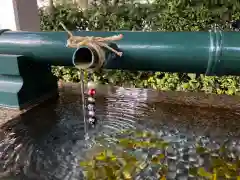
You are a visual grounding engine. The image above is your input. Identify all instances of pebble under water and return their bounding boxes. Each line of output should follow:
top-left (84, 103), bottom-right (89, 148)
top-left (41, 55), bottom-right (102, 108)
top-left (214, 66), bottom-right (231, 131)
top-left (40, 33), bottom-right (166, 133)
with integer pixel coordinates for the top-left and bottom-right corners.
top-left (0, 86), bottom-right (240, 180)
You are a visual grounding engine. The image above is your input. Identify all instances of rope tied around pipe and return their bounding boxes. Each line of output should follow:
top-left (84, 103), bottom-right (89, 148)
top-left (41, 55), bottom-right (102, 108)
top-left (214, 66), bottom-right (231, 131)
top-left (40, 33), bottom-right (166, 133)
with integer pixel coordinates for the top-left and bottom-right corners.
top-left (60, 22), bottom-right (123, 71)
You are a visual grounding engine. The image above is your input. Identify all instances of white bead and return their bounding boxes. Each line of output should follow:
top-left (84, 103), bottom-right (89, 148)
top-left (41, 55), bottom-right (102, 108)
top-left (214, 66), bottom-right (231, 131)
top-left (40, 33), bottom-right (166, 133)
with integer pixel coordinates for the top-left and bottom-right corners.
top-left (87, 81), bottom-right (97, 89)
top-left (88, 117), bottom-right (96, 124)
top-left (87, 104), bottom-right (94, 111)
top-left (87, 97), bottom-right (95, 102)
top-left (89, 111), bottom-right (95, 116)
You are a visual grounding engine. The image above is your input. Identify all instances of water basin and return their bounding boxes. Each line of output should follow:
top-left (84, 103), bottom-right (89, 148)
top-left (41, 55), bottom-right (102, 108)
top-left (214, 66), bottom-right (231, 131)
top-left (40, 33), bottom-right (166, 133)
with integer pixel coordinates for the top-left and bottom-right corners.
top-left (0, 83), bottom-right (240, 180)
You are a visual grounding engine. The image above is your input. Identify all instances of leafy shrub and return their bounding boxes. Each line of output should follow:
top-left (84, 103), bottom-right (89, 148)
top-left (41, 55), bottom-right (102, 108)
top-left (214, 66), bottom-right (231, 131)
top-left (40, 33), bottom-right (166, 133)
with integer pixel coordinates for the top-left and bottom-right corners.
top-left (39, 0), bottom-right (240, 95)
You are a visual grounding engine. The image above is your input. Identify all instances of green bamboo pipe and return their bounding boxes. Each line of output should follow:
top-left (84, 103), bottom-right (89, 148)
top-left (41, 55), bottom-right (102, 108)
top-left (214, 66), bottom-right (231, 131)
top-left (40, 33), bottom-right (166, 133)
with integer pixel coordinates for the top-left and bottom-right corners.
top-left (0, 29), bottom-right (240, 75)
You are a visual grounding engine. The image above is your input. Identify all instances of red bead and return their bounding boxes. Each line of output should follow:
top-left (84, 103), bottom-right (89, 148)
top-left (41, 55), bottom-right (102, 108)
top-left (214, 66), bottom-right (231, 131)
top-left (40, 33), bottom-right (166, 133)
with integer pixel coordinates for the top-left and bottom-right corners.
top-left (88, 89), bottom-right (96, 96)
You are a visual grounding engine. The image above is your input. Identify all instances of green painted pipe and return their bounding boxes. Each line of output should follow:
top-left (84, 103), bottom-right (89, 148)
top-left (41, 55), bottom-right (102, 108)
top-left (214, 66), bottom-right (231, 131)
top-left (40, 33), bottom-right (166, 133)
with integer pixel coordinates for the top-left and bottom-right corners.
top-left (0, 29), bottom-right (240, 75)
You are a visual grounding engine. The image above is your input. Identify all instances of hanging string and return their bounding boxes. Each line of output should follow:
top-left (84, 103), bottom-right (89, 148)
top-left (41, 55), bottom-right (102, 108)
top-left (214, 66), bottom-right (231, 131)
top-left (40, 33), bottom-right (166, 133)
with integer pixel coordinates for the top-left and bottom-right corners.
top-left (86, 72), bottom-right (97, 127)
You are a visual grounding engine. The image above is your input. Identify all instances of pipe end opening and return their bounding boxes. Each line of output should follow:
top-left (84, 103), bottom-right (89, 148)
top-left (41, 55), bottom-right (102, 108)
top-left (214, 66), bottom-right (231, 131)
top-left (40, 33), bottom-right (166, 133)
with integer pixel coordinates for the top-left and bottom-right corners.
top-left (73, 47), bottom-right (95, 69)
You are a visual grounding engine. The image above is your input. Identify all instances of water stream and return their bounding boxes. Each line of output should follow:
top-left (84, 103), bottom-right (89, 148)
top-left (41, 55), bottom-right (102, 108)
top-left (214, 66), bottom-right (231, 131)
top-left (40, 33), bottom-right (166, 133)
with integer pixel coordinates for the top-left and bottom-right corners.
top-left (79, 69), bottom-right (88, 140)
top-left (0, 85), bottom-right (240, 179)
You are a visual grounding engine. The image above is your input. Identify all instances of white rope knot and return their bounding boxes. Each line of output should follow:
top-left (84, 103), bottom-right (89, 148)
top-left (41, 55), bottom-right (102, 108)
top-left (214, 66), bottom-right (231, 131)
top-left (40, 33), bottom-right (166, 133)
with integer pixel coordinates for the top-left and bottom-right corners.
top-left (85, 42), bottom-right (106, 71)
top-left (60, 22), bottom-right (123, 71)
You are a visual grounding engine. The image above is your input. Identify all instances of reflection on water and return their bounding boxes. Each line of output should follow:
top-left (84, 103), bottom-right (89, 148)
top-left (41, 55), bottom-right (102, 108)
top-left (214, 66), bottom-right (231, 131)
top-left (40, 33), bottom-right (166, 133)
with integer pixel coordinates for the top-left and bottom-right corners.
top-left (96, 87), bottom-right (151, 133)
top-left (0, 85), bottom-right (240, 179)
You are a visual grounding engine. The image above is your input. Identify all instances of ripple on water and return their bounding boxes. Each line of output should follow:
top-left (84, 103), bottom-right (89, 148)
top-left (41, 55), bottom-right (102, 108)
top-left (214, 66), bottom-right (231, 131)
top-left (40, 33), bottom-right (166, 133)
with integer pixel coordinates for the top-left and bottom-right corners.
top-left (0, 86), bottom-right (240, 179)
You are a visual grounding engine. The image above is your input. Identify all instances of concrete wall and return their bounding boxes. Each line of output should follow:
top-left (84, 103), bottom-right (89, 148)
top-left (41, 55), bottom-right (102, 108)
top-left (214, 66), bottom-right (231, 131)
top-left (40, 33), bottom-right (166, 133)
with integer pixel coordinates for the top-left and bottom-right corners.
top-left (0, 0), bottom-right (40, 31)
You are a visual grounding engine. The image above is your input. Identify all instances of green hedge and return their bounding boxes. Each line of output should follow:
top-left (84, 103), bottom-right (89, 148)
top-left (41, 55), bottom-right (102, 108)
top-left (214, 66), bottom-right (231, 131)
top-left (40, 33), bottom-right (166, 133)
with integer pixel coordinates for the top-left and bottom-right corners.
top-left (39, 0), bottom-right (240, 95)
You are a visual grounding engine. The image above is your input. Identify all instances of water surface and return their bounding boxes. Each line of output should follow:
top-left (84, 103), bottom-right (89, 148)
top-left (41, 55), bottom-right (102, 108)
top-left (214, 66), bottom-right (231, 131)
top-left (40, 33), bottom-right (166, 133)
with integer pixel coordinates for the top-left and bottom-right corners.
top-left (0, 85), bottom-right (240, 179)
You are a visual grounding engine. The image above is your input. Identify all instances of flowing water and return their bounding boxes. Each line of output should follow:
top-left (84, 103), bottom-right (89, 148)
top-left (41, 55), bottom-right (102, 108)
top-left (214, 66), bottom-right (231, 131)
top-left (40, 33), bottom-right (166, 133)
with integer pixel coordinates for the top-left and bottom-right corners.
top-left (79, 69), bottom-right (88, 140)
top-left (0, 84), bottom-right (240, 179)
